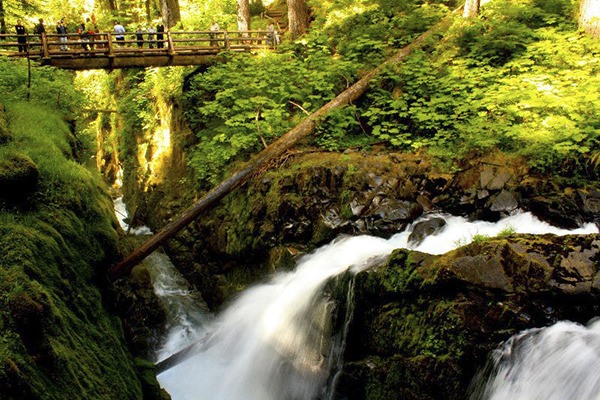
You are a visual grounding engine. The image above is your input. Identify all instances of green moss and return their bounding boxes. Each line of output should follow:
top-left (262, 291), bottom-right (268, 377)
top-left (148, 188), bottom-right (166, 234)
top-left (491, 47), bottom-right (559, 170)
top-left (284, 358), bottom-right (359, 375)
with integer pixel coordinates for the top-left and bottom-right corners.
top-left (0, 103), bottom-right (11, 144)
top-left (0, 103), bottom-right (142, 399)
top-left (0, 150), bottom-right (39, 200)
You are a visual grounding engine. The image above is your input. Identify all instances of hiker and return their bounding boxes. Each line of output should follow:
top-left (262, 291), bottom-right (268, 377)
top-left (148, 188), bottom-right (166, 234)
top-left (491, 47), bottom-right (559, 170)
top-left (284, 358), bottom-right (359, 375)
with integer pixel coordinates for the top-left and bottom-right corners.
top-left (85, 17), bottom-right (95, 50)
top-left (135, 26), bottom-right (144, 48)
top-left (56, 20), bottom-right (68, 51)
top-left (77, 22), bottom-right (87, 50)
top-left (147, 25), bottom-right (156, 49)
top-left (114, 21), bottom-right (125, 46)
top-left (209, 20), bottom-right (219, 46)
top-left (156, 21), bottom-right (165, 48)
top-left (33, 18), bottom-right (45, 35)
top-left (15, 20), bottom-right (26, 52)
top-left (266, 22), bottom-right (275, 47)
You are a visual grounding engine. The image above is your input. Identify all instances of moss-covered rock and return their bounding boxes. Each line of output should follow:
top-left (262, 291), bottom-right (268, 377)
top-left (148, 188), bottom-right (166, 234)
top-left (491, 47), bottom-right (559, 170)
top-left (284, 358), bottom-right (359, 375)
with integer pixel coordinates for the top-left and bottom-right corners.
top-left (0, 150), bottom-right (39, 201)
top-left (334, 234), bottom-right (600, 400)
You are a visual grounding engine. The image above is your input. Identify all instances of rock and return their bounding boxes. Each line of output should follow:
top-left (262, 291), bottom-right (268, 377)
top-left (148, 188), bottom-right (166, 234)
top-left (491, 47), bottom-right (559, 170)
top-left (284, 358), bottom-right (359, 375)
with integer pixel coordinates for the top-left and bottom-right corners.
top-left (489, 190), bottom-right (518, 212)
top-left (407, 217), bottom-right (447, 246)
top-left (446, 253), bottom-right (513, 292)
top-left (338, 234), bottom-right (600, 400)
top-left (524, 195), bottom-right (583, 229)
top-left (0, 151), bottom-right (39, 201)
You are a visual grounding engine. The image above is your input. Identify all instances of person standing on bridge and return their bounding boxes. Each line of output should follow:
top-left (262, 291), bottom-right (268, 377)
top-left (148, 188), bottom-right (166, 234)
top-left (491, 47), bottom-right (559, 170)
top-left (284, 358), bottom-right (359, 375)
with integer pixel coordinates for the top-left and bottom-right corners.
top-left (113, 21), bottom-right (125, 46)
top-left (15, 20), bottom-right (27, 52)
top-left (156, 21), bottom-right (165, 48)
top-left (147, 25), bottom-right (156, 49)
top-left (135, 26), bottom-right (144, 48)
top-left (56, 20), bottom-right (68, 51)
top-left (33, 18), bottom-right (45, 35)
top-left (209, 20), bottom-right (219, 46)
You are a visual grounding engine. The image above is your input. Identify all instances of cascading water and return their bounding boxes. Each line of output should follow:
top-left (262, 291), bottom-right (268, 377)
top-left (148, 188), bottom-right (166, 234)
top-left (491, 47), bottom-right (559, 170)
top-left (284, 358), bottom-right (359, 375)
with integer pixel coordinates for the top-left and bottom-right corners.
top-left (152, 211), bottom-right (598, 400)
top-left (114, 196), bottom-right (211, 359)
top-left (470, 319), bottom-right (600, 400)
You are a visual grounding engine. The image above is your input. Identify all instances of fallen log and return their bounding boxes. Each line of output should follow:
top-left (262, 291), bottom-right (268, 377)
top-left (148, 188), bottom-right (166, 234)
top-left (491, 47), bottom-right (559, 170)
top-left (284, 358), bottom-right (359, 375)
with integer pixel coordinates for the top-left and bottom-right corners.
top-left (109, 9), bottom-right (459, 281)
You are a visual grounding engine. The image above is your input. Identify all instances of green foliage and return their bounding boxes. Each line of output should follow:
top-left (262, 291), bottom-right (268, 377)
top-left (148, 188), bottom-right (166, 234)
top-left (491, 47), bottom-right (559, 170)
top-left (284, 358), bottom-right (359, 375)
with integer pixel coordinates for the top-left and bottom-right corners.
top-left (0, 58), bottom-right (83, 114)
top-left (360, 0), bottom-right (600, 177)
top-left (183, 51), bottom-right (356, 186)
top-left (312, 1), bottom-right (451, 67)
top-left (497, 225), bottom-right (517, 237)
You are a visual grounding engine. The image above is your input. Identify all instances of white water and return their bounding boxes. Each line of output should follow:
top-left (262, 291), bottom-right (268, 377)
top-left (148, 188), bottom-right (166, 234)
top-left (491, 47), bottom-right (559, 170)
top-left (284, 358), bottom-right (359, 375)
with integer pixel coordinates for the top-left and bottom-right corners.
top-left (153, 211), bottom-right (598, 400)
top-left (471, 319), bottom-right (600, 400)
top-left (114, 196), bottom-right (154, 235)
top-left (113, 196), bottom-right (210, 359)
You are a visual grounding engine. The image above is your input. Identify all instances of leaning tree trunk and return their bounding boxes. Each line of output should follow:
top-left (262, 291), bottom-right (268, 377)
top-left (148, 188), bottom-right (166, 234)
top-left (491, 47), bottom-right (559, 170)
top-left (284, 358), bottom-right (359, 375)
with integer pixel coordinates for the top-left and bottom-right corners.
top-left (237, 0), bottom-right (251, 31)
top-left (161, 0), bottom-right (181, 28)
top-left (288, 0), bottom-right (310, 39)
top-left (580, 0), bottom-right (600, 37)
top-left (109, 7), bottom-right (461, 281)
top-left (463, 0), bottom-right (480, 18)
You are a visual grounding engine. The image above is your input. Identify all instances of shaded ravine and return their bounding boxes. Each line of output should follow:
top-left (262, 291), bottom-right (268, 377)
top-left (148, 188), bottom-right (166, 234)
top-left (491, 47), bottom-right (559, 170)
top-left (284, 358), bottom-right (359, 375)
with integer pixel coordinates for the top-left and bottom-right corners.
top-left (149, 211), bottom-right (597, 400)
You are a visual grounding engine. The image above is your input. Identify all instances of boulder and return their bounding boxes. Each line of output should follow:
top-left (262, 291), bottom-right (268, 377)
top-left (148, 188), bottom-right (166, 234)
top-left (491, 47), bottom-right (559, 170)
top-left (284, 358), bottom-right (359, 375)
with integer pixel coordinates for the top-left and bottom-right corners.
top-left (0, 151), bottom-right (39, 201)
top-left (335, 234), bottom-right (600, 400)
top-left (407, 217), bottom-right (446, 246)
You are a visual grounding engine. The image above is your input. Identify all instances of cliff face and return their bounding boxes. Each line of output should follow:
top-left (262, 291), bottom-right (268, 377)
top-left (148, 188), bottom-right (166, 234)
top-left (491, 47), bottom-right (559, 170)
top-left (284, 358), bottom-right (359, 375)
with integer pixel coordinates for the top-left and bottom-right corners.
top-left (0, 102), bottom-right (161, 399)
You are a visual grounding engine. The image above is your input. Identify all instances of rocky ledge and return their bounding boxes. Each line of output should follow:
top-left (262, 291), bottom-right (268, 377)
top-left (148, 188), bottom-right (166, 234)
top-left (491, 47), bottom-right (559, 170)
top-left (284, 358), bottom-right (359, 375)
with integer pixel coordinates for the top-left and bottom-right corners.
top-left (149, 150), bottom-right (599, 307)
top-left (333, 233), bottom-right (600, 399)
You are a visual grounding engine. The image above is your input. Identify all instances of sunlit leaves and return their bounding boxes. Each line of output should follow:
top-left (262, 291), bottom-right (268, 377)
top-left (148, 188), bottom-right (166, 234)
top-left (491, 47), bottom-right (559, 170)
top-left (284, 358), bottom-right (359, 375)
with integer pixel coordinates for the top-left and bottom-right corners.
top-left (184, 51), bottom-right (356, 185)
top-left (361, 3), bottom-right (600, 176)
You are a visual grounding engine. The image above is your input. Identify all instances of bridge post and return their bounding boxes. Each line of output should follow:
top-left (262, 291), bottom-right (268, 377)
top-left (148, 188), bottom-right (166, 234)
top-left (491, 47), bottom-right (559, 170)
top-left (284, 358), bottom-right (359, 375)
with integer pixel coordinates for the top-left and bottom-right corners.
top-left (167, 31), bottom-right (176, 56)
top-left (224, 31), bottom-right (230, 50)
top-left (107, 33), bottom-right (114, 57)
top-left (41, 33), bottom-right (49, 58)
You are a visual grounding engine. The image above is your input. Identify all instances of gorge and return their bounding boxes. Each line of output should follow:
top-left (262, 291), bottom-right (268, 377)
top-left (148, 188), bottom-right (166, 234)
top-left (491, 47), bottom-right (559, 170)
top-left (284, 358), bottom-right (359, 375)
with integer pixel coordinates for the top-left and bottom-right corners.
top-left (1, 0), bottom-right (600, 399)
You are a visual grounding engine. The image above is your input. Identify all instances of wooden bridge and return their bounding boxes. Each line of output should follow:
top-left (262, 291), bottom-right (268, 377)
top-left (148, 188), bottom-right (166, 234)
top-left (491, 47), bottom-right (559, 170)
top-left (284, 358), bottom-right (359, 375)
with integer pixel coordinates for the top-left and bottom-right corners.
top-left (0, 30), bottom-right (277, 69)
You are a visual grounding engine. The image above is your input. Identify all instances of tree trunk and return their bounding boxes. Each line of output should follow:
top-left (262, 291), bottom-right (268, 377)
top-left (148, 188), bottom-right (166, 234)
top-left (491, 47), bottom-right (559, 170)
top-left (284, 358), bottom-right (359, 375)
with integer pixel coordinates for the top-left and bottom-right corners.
top-left (0, 0), bottom-right (6, 35)
top-left (104, 0), bottom-right (117, 12)
top-left (463, 0), bottom-right (480, 18)
top-left (161, 0), bottom-right (181, 28)
top-left (237, 0), bottom-right (251, 31)
top-left (109, 8), bottom-right (459, 281)
top-left (288, 0), bottom-right (310, 39)
top-left (580, 0), bottom-right (600, 37)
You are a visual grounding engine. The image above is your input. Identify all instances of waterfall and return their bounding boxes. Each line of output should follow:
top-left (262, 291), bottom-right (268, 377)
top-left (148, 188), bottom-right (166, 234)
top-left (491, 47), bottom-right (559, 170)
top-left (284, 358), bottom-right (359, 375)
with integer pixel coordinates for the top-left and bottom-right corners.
top-left (153, 211), bottom-right (597, 400)
top-left (470, 319), bottom-right (600, 400)
top-left (113, 196), bottom-right (211, 360)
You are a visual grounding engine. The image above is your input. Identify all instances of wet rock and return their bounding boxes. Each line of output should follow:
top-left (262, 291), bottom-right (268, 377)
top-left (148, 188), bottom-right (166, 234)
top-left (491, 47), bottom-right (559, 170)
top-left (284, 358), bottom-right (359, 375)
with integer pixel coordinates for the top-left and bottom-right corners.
top-left (367, 199), bottom-right (423, 222)
top-left (446, 253), bottom-right (513, 292)
top-left (489, 190), bottom-right (519, 212)
top-left (407, 217), bottom-right (446, 246)
top-left (339, 234), bottom-right (600, 400)
top-left (524, 194), bottom-right (583, 229)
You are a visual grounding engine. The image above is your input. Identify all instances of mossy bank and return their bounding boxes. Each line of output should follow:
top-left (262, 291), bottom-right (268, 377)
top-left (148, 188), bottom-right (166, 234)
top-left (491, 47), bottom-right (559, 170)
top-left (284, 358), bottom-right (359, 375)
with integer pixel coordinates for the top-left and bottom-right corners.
top-left (0, 101), bottom-right (162, 399)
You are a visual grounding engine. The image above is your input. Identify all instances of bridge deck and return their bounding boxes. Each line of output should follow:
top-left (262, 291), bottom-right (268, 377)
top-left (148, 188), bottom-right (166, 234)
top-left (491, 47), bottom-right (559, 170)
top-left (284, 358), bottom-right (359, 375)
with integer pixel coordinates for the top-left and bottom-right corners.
top-left (0, 30), bottom-right (276, 69)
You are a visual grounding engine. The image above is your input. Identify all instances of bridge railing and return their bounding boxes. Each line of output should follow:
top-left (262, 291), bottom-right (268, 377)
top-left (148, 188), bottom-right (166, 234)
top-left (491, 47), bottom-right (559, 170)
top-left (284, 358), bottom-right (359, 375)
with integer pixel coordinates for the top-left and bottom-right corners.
top-left (0, 30), bottom-right (275, 59)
